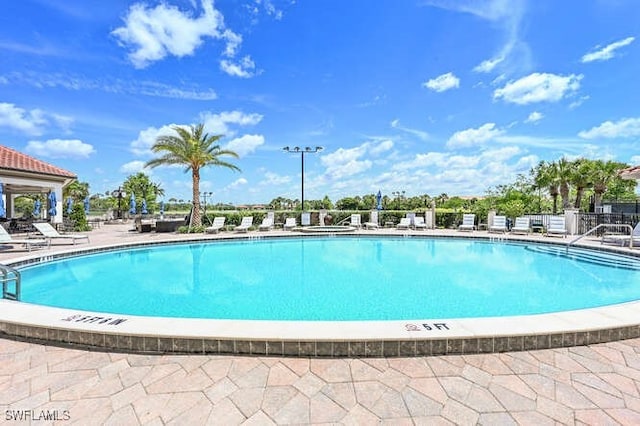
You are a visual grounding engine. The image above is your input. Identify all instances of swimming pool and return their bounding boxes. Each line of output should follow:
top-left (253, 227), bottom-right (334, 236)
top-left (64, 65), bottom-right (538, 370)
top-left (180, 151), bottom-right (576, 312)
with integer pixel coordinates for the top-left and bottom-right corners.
top-left (18, 237), bottom-right (640, 321)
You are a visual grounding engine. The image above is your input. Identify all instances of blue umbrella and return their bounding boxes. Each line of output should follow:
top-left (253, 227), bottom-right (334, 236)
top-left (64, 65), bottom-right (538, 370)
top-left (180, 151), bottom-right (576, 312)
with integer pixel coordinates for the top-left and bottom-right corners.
top-left (141, 199), bottom-right (148, 215)
top-left (129, 194), bottom-right (136, 214)
top-left (48, 191), bottom-right (57, 216)
top-left (84, 196), bottom-right (90, 214)
top-left (33, 199), bottom-right (41, 217)
top-left (376, 190), bottom-right (383, 210)
top-left (0, 183), bottom-right (5, 218)
top-left (66, 197), bottom-right (73, 214)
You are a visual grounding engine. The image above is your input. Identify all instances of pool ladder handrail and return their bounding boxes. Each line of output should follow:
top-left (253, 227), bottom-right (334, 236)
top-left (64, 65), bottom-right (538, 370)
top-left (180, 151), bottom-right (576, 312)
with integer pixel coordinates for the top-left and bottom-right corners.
top-left (567, 223), bottom-right (634, 251)
top-left (1, 263), bottom-right (21, 301)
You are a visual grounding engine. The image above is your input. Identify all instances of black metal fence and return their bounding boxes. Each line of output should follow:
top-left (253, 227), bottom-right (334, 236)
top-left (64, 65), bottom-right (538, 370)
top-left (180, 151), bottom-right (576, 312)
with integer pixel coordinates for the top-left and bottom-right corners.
top-left (577, 212), bottom-right (640, 235)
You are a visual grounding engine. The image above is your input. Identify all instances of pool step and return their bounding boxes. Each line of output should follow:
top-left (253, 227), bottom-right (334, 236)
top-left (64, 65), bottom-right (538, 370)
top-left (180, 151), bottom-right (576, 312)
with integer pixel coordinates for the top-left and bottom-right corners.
top-left (525, 245), bottom-right (640, 271)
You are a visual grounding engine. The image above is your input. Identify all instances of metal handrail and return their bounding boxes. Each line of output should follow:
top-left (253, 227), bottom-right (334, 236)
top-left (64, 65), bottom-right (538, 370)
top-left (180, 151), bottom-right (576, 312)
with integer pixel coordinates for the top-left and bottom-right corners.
top-left (0, 263), bottom-right (21, 301)
top-left (567, 223), bottom-right (634, 250)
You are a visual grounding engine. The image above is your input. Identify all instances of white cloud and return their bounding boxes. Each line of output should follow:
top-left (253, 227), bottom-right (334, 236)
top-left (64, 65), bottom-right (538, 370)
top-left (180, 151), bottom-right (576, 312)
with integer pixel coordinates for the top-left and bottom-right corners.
top-left (447, 123), bottom-right (504, 148)
top-left (581, 36), bottom-right (635, 63)
top-left (390, 119), bottom-right (429, 140)
top-left (423, 72), bottom-right (460, 92)
top-left (130, 124), bottom-right (179, 156)
top-left (261, 171), bottom-right (291, 186)
top-left (493, 73), bottom-right (582, 105)
top-left (25, 139), bottom-right (95, 159)
top-left (119, 160), bottom-right (148, 174)
top-left (320, 145), bottom-right (372, 179)
top-left (224, 134), bottom-right (264, 157)
top-left (226, 177), bottom-right (248, 190)
top-left (112, 0), bottom-right (241, 68)
top-left (578, 117), bottom-right (640, 139)
top-left (525, 111), bottom-right (543, 123)
top-left (370, 139), bottom-right (394, 155)
top-left (220, 55), bottom-right (257, 78)
top-left (0, 103), bottom-right (48, 135)
top-left (474, 56), bottom-right (505, 73)
top-left (569, 95), bottom-right (590, 110)
top-left (200, 110), bottom-right (263, 136)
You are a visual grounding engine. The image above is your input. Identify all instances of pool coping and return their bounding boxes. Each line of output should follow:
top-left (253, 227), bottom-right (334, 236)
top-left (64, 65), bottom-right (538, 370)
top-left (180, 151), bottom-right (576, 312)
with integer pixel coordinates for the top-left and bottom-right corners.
top-left (2, 232), bottom-right (640, 357)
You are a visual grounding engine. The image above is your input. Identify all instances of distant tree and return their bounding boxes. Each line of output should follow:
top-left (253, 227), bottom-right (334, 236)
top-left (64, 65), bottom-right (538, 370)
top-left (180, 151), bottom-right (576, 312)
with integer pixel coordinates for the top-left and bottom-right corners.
top-left (122, 173), bottom-right (164, 213)
top-left (64, 180), bottom-right (90, 202)
top-left (145, 123), bottom-right (240, 227)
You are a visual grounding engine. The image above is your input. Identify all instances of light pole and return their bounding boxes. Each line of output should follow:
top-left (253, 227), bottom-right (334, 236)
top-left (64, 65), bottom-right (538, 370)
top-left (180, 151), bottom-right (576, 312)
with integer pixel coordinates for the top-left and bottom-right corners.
top-left (111, 187), bottom-right (126, 219)
top-left (283, 146), bottom-right (323, 211)
top-left (200, 191), bottom-right (212, 221)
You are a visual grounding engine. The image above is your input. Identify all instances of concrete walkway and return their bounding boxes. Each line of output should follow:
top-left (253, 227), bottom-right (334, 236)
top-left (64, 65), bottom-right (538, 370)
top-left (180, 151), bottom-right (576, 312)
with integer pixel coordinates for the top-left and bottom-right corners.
top-left (2, 223), bottom-right (640, 424)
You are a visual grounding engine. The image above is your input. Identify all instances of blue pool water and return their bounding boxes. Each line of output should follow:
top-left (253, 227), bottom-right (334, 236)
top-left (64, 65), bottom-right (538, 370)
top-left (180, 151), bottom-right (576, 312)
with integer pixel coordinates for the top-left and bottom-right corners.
top-left (18, 237), bottom-right (640, 320)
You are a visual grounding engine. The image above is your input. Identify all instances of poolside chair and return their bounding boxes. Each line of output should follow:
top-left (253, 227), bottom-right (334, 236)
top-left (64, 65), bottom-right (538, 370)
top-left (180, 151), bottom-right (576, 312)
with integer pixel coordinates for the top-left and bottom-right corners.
top-left (234, 216), bottom-right (253, 233)
top-left (545, 216), bottom-right (567, 237)
top-left (511, 217), bottom-right (531, 235)
top-left (32, 222), bottom-right (89, 244)
top-left (0, 225), bottom-right (50, 251)
top-left (602, 221), bottom-right (640, 247)
top-left (301, 212), bottom-right (311, 226)
top-left (489, 215), bottom-right (507, 233)
top-left (363, 210), bottom-right (379, 229)
top-left (413, 216), bottom-right (427, 230)
top-left (458, 214), bottom-right (475, 232)
top-left (258, 216), bottom-right (274, 231)
top-left (205, 216), bottom-right (226, 234)
top-left (396, 218), bottom-right (411, 230)
top-left (350, 214), bottom-right (361, 229)
top-left (283, 217), bottom-right (297, 231)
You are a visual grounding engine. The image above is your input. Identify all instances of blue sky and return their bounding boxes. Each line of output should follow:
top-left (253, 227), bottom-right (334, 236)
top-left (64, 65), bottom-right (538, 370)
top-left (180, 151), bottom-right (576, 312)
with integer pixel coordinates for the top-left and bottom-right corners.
top-left (1, 0), bottom-right (639, 204)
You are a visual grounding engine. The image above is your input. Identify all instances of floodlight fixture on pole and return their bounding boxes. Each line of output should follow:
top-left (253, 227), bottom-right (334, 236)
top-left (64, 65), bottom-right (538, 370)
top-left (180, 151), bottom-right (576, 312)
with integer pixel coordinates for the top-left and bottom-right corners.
top-left (282, 146), bottom-right (323, 211)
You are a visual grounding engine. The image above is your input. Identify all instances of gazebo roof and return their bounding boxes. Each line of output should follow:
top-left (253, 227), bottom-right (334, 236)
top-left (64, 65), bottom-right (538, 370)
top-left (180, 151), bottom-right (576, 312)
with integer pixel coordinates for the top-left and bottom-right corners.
top-left (0, 145), bottom-right (76, 178)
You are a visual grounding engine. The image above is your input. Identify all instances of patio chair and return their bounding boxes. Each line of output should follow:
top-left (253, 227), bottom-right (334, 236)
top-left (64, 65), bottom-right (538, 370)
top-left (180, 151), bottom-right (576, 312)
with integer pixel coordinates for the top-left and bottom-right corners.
top-left (545, 216), bottom-right (567, 237)
top-left (32, 222), bottom-right (89, 244)
top-left (458, 214), bottom-right (475, 232)
top-left (258, 215), bottom-right (274, 231)
top-left (0, 225), bottom-right (50, 251)
top-left (234, 216), bottom-right (253, 233)
top-left (510, 217), bottom-right (531, 235)
top-left (396, 218), bottom-right (411, 230)
top-left (602, 221), bottom-right (640, 246)
top-left (363, 210), bottom-right (379, 229)
top-left (205, 216), bottom-right (226, 234)
top-left (413, 216), bottom-right (427, 230)
top-left (283, 217), bottom-right (297, 231)
top-left (489, 215), bottom-right (507, 233)
top-left (350, 214), bottom-right (361, 229)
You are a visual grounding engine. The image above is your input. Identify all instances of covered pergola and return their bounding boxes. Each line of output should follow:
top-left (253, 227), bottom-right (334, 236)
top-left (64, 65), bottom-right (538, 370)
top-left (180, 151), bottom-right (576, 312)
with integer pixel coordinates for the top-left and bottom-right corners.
top-left (0, 145), bottom-right (76, 224)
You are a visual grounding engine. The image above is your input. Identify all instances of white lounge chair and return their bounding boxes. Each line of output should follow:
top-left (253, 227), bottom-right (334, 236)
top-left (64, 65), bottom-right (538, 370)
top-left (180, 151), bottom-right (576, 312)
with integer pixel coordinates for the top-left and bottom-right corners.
top-left (234, 216), bottom-right (253, 233)
top-left (205, 216), bottom-right (226, 234)
top-left (458, 214), bottom-right (475, 232)
top-left (511, 217), bottom-right (531, 235)
top-left (32, 222), bottom-right (89, 244)
top-left (413, 216), bottom-right (427, 230)
top-left (396, 218), bottom-right (411, 230)
top-left (545, 216), bottom-right (567, 237)
top-left (0, 225), bottom-right (49, 251)
top-left (301, 212), bottom-right (311, 226)
top-left (283, 217), bottom-right (297, 231)
top-left (258, 216), bottom-right (274, 231)
top-left (350, 214), bottom-right (361, 229)
top-left (602, 222), bottom-right (640, 246)
top-left (489, 215), bottom-right (507, 233)
top-left (363, 210), bottom-right (379, 229)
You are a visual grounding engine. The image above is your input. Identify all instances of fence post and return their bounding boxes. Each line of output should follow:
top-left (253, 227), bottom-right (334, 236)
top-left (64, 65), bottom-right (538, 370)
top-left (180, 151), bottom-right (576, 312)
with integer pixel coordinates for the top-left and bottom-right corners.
top-left (564, 208), bottom-right (579, 235)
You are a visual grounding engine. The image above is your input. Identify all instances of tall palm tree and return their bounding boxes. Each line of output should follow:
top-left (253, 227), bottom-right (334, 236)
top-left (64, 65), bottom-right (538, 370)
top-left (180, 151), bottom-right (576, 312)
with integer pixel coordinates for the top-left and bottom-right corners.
top-left (592, 160), bottom-right (629, 207)
top-left (145, 124), bottom-right (240, 227)
top-left (555, 158), bottom-right (574, 210)
top-left (532, 161), bottom-right (559, 213)
top-left (571, 158), bottom-right (593, 209)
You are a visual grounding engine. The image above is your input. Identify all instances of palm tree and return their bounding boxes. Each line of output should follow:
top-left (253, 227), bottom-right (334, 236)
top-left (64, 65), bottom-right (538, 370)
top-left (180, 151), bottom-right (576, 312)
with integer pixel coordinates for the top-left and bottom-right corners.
top-left (592, 160), bottom-right (629, 208)
top-left (571, 158), bottom-right (593, 209)
top-left (145, 124), bottom-right (240, 227)
top-left (532, 161), bottom-right (560, 213)
top-left (555, 158), bottom-right (574, 210)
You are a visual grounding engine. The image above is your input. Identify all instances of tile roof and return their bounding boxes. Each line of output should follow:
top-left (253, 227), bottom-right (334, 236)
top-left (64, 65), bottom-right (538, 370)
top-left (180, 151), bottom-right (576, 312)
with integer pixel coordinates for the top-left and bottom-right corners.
top-left (0, 145), bottom-right (76, 178)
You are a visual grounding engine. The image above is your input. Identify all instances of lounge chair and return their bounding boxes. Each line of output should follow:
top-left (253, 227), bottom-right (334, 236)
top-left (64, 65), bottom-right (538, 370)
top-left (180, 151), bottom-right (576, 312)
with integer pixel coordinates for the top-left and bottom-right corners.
top-left (602, 222), bottom-right (640, 247)
top-left (283, 217), bottom-right (297, 231)
top-left (234, 216), bottom-right (253, 233)
top-left (32, 222), bottom-right (89, 244)
top-left (396, 218), bottom-right (411, 230)
top-left (511, 217), bottom-right (531, 235)
top-left (205, 217), bottom-right (226, 234)
top-left (350, 214), bottom-right (361, 229)
top-left (363, 210), bottom-right (379, 229)
top-left (413, 216), bottom-right (427, 230)
top-left (545, 216), bottom-right (567, 237)
top-left (0, 225), bottom-right (49, 251)
top-left (258, 216), bottom-right (274, 231)
top-left (458, 214), bottom-right (475, 232)
top-left (301, 212), bottom-right (311, 226)
top-left (489, 215), bottom-right (507, 233)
